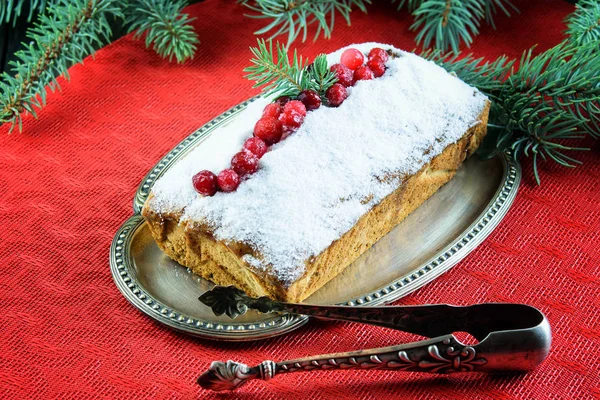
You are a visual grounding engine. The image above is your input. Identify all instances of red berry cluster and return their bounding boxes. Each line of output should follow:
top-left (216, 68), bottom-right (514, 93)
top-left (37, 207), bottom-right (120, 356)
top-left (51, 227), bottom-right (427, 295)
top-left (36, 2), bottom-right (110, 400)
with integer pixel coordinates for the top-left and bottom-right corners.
top-left (191, 100), bottom-right (307, 196)
top-left (192, 47), bottom-right (389, 196)
top-left (326, 47), bottom-right (389, 107)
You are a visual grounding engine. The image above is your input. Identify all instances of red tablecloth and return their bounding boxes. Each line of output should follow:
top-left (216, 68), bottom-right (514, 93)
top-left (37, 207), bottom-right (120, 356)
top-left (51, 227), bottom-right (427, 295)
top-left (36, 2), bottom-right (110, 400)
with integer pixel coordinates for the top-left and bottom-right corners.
top-left (1, 0), bottom-right (599, 398)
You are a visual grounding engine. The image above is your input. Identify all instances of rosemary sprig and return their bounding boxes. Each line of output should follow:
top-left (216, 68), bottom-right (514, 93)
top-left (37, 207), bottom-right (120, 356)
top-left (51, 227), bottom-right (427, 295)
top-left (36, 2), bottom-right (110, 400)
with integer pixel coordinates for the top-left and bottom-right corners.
top-left (244, 39), bottom-right (337, 99)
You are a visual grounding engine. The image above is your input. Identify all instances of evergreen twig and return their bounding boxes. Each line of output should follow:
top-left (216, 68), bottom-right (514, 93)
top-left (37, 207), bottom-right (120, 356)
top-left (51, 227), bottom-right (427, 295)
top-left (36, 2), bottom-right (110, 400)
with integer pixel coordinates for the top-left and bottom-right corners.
top-left (125, 0), bottom-right (199, 63)
top-left (238, 0), bottom-right (370, 45)
top-left (565, 0), bottom-right (600, 46)
top-left (411, 0), bottom-right (484, 54)
top-left (0, 0), bottom-right (200, 132)
top-left (0, 0), bottom-right (122, 133)
top-left (483, 0), bottom-right (518, 29)
top-left (244, 39), bottom-right (337, 98)
top-left (426, 40), bottom-right (600, 183)
top-left (0, 0), bottom-right (48, 26)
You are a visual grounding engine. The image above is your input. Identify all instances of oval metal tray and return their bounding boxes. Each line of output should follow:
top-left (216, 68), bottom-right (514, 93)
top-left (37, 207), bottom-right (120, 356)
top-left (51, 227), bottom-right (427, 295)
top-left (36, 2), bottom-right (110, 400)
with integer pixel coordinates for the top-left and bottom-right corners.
top-left (110, 99), bottom-right (521, 341)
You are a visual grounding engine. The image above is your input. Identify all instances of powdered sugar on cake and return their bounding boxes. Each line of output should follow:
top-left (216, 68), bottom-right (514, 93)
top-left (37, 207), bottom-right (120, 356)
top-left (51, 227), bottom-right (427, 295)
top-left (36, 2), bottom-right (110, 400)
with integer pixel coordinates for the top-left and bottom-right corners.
top-left (149, 43), bottom-right (488, 285)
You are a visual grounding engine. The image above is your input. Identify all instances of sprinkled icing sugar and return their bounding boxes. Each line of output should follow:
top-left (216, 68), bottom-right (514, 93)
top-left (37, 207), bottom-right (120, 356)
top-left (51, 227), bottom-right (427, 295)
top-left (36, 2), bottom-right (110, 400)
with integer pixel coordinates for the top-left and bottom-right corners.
top-left (149, 43), bottom-right (488, 285)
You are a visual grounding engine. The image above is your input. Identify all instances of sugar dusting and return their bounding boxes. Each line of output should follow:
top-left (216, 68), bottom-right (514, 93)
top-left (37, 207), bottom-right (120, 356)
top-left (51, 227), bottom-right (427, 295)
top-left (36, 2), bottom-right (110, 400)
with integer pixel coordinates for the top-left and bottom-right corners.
top-left (150, 43), bottom-right (488, 285)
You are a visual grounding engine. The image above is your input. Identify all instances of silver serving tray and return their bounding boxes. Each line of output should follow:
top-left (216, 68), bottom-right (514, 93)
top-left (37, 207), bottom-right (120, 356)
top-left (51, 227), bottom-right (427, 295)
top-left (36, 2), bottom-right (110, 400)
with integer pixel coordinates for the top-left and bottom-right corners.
top-left (110, 98), bottom-right (521, 341)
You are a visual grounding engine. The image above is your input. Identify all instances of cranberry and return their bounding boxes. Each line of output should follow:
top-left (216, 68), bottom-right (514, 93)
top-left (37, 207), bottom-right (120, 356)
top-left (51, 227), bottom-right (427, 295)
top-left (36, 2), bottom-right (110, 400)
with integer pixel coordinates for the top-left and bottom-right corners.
top-left (253, 116), bottom-right (283, 144)
top-left (330, 63), bottom-right (354, 87)
top-left (231, 151), bottom-right (259, 176)
top-left (340, 48), bottom-right (364, 70)
top-left (367, 57), bottom-right (386, 78)
top-left (262, 103), bottom-right (282, 118)
top-left (274, 96), bottom-right (291, 107)
top-left (280, 100), bottom-right (307, 129)
top-left (298, 89), bottom-right (321, 110)
top-left (243, 137), bottom-right (268, 159)
top-left (192, 170), bottom-right (218, 196)
top-left (368, 48), bottom-right (389, 63)
top-left (326, 83), bottom-right (348, 107)
top-left (280, 125), bottom-right (297, 141)
top-left (217, 169), bottom-right (240, 192)
top-left (354, 65), bottom-right (374, 81)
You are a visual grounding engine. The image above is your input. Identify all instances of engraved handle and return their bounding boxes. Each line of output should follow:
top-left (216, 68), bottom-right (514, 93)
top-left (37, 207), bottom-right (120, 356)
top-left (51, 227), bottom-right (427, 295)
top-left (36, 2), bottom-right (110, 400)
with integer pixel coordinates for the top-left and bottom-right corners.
top-left (198, 286), bottom-right (531, 340)
top-left (198, 335), bottom-right (488, 392)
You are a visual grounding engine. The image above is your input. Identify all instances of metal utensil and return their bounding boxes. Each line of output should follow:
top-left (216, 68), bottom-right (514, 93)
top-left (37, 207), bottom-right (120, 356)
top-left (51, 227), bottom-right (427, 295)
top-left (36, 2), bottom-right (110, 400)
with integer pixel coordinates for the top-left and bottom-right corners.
top-left (197, 286), bottom-right (551, 392)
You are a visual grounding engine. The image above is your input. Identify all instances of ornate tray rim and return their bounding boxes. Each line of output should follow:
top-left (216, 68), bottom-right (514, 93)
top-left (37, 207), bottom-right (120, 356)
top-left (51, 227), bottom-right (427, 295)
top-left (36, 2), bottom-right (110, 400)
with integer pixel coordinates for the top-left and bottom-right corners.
top-left (111, 97), bottom-right (521, 341)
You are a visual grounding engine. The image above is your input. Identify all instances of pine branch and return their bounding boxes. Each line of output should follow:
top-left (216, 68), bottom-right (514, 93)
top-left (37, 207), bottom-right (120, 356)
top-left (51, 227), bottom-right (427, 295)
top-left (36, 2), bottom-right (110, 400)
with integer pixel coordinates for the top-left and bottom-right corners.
top-left (420, 48), bottom-right (513, 94)
top-left (482, 0), bottom-right (518, 29)
top-left (426, 40), bottom-right (600, 183)
top-left (125, 0), bottom-right (199, 63)
top-left (238, 0), bottom-right (370, 45)
top-left (391, 0), bottom-right (424, 11)
top-left (244, 39), bottom-right (336, 98)
top-left (0, 0), bottom-right (48, 26)
top-left (565, 0), bottom-right (600, 46)
top-left (0, 0), bottom-right (121, 133)
top-left (411, 0), bottom-right (484, 54)
top-left (307, 52), bottom-right (337, 96)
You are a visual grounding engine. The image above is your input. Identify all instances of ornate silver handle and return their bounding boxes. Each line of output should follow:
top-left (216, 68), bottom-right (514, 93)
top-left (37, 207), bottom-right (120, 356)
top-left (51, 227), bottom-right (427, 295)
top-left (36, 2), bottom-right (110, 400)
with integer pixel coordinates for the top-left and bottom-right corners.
top-left (198, 335), bottom-right (487, 391)
top-left (198, 286), bottom-right (551, 392)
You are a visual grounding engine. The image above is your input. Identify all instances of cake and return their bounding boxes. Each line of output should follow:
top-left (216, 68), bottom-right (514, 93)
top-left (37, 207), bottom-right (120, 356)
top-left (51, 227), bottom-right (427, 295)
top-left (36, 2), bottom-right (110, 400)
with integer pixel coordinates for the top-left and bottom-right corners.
top-left (142, 43), bottom-right (490, 302)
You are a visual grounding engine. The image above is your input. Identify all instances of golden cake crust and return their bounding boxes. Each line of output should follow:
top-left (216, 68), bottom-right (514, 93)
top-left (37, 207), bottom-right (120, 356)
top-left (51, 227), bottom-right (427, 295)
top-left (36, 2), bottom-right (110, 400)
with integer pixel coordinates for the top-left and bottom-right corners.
top-left (142, 102), bottom-right (490, 302)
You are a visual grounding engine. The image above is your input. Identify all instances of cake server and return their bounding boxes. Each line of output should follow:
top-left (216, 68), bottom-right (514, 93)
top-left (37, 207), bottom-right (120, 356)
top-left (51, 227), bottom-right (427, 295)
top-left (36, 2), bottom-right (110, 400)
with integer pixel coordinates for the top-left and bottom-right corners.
top-left (196, 286), bottom-right (551, 392)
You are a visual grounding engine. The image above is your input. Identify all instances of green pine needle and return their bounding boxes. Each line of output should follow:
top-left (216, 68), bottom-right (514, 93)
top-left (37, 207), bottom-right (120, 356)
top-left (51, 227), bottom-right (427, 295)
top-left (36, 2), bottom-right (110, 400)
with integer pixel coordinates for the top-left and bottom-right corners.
top-left (391, 0), bottom-right (424, 12)
top-left (0, 0), bottom-right (122, 133)
top-left (565, 0), bottom-right (600, 46)
top-left (125, 0), bottom-right (199, 63)
top-left (244, 39), bottom-right (336, 99)
top-left (420, 48), bottom-right (514, 94)
top-left (411, 0), bottom-right (484, 54)
top-left (238, 0), bottom-right (370, 46)
top-left (0, 0), bottom-right (48, 27)
top-left (483, 0), bottom-right (518, 30)
top-left (426, 39), bottom-right (600, 184)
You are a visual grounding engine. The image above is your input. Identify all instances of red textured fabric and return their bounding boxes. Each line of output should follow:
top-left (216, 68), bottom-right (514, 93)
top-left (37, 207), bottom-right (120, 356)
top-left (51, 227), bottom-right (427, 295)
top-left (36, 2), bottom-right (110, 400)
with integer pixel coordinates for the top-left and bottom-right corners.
top-left (1, 0), bottom-right (599, 398)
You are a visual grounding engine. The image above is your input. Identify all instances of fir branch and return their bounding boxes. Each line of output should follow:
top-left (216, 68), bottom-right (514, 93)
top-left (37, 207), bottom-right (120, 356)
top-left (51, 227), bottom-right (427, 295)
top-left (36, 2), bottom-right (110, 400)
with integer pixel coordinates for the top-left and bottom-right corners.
top-left (125, 0), bottom-right (199, 63)
top-left (0, 0), bottom-right (121, 133)
top-left (306, 53), bottom-right (337, 96)
top-left (391, 0), bottom-right (424, 12)
top-left (244, 39), bottom-right (336, 98)
top-left (411, 0), bottom-right (485, 54)
top-left (483, 0), bottom-right (518, 29)
top-left (565, 0), bottom-right (600, 46)
top-left (426, 40), bottom-right (600, 183)
top-left (244, 39), bottom-right (309, 98)
top-left (420, 48), bottom-right (513, 94)
top-left (238, 0), bottom-right (370, 45)
top-left (0, 0), bottom-right (48, 26)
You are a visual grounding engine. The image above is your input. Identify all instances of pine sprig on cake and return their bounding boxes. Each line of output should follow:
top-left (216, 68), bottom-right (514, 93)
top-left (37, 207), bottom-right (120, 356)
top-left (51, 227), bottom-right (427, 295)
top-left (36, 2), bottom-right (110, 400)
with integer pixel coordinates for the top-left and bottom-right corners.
top-left (244, 39), bottom-right (337, 98)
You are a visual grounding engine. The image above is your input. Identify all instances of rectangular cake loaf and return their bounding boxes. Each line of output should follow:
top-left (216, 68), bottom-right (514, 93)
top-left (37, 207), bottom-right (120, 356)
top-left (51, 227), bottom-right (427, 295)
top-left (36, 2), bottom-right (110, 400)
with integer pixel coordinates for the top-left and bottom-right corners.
top-left (142, 43), bottom-right (490, 302)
